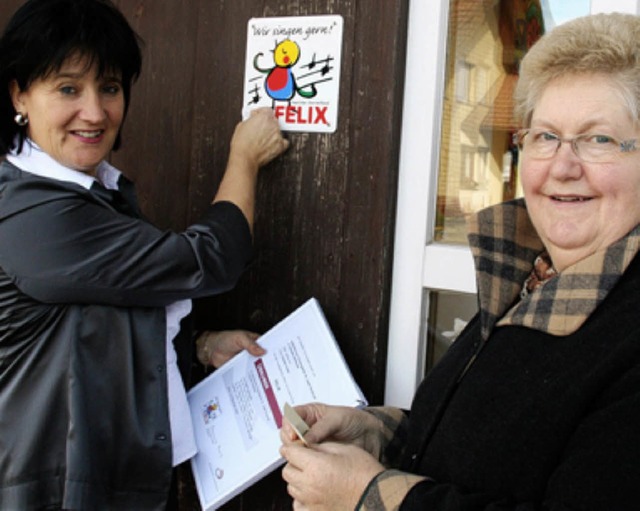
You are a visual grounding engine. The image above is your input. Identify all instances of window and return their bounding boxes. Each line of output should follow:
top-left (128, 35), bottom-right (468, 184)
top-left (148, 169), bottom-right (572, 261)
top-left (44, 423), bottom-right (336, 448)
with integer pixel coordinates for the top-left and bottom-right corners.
top-left (427, 0), bottom-right (593, 366)
top-left (386, 0), bottom-right (604, 408)
top-left (454, 61), bottom-right (472, 102)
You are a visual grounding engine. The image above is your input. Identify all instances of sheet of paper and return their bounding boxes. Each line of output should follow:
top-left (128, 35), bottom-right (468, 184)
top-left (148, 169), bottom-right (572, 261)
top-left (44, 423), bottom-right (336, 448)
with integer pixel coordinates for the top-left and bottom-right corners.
top-left (188, 297), bottom-right (366, 510)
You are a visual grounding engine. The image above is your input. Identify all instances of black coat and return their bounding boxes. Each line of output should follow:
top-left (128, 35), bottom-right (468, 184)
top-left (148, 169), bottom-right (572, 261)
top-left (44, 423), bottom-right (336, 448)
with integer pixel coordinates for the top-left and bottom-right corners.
top-left (399, 251), bottom-right (640, 510)
top-left (0, 161), bottom-right (253, 510)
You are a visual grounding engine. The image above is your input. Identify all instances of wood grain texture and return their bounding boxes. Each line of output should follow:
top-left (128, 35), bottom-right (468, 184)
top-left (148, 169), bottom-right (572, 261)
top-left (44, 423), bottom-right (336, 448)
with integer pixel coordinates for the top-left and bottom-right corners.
top-left (0, 1), bottom-right (409, 509)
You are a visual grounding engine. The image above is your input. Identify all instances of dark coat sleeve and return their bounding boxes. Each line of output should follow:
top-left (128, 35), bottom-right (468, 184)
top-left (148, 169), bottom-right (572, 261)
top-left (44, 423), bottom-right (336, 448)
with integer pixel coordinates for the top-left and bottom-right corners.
top-left (395, 326), bottom-right (640, 511)
top-left (398, 360), bottom-right (640, 511)
top-left (0, 176), bottom-right (252, 307)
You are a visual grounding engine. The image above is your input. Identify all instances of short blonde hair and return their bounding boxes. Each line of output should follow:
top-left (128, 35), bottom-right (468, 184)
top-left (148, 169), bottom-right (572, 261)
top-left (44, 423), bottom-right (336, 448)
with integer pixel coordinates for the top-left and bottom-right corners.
top-left (514, 13), bottom-right (640, 127)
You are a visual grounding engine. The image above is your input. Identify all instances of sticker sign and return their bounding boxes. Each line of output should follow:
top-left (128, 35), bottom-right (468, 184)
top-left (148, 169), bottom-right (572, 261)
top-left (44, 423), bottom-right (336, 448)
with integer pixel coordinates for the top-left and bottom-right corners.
top-left (242, 15), bottom-right (344, 133)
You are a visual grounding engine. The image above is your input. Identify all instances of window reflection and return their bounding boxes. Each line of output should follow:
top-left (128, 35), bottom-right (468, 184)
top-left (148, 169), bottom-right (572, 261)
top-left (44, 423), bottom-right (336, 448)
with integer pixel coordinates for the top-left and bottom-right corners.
top-left (427, 0), bottom-right (590, 371)
top-left (425, 291), bottom-right (478, 372)
top-left (435, 0), bottom-right (589, 244)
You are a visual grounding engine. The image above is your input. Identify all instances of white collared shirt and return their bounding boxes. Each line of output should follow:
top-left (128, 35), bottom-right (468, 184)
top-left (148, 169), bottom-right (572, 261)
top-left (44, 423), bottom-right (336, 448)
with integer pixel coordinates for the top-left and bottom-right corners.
top-left (7, 140), bottom-right (197, 466)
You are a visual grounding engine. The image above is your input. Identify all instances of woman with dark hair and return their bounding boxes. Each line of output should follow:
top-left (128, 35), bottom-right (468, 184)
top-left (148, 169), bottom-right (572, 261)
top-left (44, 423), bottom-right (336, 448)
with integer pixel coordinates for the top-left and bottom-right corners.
top-left (0, 0), bottom-right (143, 154)
top-left (0, 0), bottom-right (288, 509)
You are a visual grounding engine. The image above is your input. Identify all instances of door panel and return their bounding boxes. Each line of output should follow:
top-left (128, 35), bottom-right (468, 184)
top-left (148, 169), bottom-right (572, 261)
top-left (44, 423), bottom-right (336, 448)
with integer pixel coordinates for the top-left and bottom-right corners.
top-left (0, 1), bottom-right (409, 509)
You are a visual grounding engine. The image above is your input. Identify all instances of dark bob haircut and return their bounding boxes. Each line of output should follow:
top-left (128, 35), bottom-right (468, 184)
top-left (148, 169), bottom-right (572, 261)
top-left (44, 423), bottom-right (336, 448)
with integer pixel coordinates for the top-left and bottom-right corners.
top-left (0, 0), bottom-right (143, 154)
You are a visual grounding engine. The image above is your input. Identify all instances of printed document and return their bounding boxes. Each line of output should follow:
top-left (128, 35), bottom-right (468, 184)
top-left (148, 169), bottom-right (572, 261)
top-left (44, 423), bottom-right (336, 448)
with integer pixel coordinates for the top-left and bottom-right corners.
top-left (188, 297), bottom-right (367, 510)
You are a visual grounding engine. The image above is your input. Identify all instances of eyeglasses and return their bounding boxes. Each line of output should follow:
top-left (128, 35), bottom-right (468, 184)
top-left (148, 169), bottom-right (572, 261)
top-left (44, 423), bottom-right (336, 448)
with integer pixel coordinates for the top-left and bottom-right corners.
top-left (512, 128), bottom-right (638, 164)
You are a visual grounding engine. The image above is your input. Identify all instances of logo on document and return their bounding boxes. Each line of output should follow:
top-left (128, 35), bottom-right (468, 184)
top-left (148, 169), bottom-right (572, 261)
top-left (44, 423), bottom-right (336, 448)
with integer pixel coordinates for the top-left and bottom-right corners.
top-left (201, 398), bottom-right (221, 425)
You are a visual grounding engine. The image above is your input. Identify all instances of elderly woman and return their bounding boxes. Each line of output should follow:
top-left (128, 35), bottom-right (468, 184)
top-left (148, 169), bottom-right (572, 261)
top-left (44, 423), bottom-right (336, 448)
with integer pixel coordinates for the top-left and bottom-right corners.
top-left (0, 0), bottom-right (288, 509)
top-left (280, 12), bottom-right (640, 511)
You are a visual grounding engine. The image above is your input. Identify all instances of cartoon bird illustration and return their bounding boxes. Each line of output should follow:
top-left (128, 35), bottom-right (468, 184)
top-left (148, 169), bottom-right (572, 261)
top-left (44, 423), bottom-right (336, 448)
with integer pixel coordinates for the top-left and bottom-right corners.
top-left (254, 39), bottom-right (318, 106)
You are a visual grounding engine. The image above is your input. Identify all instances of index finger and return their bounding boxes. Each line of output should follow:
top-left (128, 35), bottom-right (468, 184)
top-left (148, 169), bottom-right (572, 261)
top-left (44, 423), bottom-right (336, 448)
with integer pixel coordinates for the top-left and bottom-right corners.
top-left (235, 331), bottom-right (266, 356)
top-left (280, 441), bottom-right (319, 470)
top-left (250, 106), bottom-right (274, 117)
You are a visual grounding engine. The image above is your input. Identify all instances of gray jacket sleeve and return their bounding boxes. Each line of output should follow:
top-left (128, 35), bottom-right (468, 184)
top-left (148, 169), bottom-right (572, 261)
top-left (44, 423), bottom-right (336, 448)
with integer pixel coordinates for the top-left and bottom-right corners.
top-left (0, 174), bottom-right (252, 307)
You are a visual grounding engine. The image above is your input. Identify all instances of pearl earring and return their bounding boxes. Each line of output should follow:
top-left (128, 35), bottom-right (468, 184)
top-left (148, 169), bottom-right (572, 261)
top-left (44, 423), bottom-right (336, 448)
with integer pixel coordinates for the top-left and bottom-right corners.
top-left (14, 112), bottom-right (28, 126)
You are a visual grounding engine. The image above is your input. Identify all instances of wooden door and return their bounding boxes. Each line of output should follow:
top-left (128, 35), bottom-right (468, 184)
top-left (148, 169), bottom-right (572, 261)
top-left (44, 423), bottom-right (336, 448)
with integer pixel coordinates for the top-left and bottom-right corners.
top-left (0, 1), bottom-right (409, 509)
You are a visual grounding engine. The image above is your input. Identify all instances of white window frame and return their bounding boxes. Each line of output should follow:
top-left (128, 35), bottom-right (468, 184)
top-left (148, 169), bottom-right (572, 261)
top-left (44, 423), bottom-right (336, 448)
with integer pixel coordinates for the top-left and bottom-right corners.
top-left (385, 0), bottom-right (640, 408)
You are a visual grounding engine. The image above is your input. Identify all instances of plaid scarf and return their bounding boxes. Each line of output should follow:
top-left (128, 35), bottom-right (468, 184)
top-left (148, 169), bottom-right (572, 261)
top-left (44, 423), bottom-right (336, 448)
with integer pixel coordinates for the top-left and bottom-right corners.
top-left (467, 198), bottom-right (640, 339)
top-left (355, 200), bottom-right (640, 511)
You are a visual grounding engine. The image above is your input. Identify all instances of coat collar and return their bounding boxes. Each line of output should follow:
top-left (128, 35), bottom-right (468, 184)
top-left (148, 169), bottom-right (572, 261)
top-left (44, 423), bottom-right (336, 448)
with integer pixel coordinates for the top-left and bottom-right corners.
top-left (6, 138), bottom-right (121, 191)
top-left (467, 198), bottom-right (640, 338)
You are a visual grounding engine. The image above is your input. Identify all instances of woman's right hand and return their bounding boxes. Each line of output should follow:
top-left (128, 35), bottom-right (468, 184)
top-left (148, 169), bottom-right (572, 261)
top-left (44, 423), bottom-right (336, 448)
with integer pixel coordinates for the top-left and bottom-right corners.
top-left (280, 403), bottom-right (385, 459)
top-left (214, 107), bottom-right (288, 227)
top-left (229, 107), bottom-right (289, 170)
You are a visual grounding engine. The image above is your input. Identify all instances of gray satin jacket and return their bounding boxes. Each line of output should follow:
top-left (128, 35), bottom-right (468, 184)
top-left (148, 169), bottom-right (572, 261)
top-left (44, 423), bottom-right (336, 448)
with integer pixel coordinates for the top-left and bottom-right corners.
top-left (0, 161), bottom-right (252, 510)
